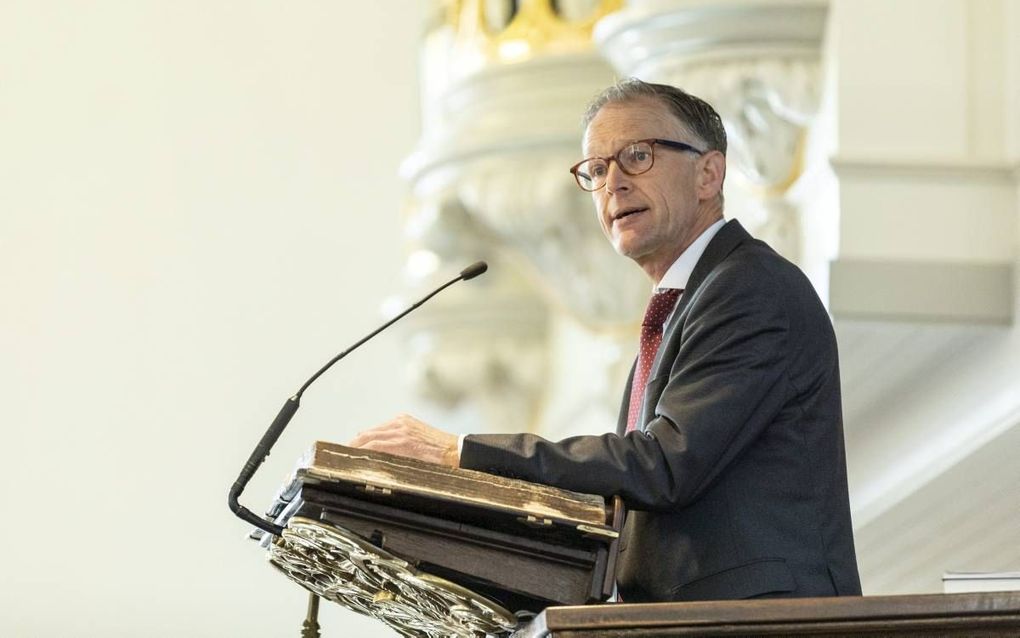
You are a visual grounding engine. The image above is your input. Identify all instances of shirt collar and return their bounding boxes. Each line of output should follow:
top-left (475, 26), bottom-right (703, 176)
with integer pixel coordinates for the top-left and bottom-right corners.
top-left (656, 218), bottom-right (726, 292)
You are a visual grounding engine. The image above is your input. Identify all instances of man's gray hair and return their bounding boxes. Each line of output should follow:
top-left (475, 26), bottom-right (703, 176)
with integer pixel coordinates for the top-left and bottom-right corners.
top-left (582, 78), bottom-right (727, 156)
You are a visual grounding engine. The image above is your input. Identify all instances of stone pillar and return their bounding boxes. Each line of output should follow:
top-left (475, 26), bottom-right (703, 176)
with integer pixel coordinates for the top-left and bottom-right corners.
top-left (399, 1), bottom-right (645, 435)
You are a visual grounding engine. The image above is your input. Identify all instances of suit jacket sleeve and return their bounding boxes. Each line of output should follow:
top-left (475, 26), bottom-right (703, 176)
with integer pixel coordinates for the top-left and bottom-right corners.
top-left (461, 253), bottom-right (799, 512)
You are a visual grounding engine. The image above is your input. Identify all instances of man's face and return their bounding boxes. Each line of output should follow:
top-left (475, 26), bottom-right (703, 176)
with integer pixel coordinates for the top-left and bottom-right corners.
top-left (583, 97), bottom-right (718, 280)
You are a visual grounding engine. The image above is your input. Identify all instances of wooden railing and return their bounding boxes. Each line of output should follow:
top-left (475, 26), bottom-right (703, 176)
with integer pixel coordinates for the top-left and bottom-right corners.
top-left (514, 591), bottom-right (1020, 637)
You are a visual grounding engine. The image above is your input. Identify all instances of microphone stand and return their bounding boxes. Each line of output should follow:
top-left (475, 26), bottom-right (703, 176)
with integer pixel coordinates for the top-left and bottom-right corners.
top-left (228, 262), bottom-right (487, 537)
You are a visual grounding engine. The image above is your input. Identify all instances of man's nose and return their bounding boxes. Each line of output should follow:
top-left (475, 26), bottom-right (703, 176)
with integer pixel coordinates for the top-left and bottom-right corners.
top-left (605, 159), bottom-right (630, 193)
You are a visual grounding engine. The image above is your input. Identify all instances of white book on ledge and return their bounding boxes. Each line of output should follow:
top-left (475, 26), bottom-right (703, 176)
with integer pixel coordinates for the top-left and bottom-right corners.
top-left (943, 571), bottom-right (1020, 593)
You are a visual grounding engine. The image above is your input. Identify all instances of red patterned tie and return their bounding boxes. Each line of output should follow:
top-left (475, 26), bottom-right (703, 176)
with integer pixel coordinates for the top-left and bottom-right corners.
top-left (626, 288), bottom-right (682, 433)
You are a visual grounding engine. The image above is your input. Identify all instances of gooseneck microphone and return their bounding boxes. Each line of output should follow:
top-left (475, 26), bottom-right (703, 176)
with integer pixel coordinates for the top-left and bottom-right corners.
top-left (459, 260), bottom-right (487, 280)
top-left (228, 261), bottom-right (488, 536)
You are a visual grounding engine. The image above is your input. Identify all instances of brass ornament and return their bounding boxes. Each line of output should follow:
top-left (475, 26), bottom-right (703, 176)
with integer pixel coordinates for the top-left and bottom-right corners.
top-left (443, 0), bottom-right (622, 64)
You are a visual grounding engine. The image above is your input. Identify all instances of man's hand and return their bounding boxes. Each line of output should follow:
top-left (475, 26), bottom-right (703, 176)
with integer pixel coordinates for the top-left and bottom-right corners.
top-left (348, 413), bottom-right (460, 468)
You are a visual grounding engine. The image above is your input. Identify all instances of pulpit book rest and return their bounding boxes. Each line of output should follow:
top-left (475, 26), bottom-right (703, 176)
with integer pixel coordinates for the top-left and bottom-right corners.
top-left (251, 441), bottom-right (622, 638)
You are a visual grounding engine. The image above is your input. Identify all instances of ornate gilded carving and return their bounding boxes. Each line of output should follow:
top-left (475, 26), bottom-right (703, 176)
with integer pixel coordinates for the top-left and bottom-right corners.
top-left (441, 0), bottom-right (622, 67)
top-left (270, 517), bottom-right (519, 637)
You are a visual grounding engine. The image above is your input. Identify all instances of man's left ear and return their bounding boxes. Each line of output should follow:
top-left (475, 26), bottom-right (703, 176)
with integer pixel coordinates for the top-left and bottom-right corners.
top-left (697, 151), bottom-right (726, 200)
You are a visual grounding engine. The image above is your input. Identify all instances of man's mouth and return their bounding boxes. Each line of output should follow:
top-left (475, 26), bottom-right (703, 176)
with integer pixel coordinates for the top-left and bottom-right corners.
top-left (613, 207), bottom-right (648, 223)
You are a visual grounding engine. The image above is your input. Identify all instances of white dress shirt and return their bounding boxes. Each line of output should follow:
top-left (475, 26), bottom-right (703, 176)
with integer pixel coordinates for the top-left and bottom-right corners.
top-left (656, 217), bottom-right (726, 293)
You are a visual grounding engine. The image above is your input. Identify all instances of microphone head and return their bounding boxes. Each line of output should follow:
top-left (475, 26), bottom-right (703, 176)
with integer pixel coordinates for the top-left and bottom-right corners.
top-left (459, 260), bottom-right (488, 281)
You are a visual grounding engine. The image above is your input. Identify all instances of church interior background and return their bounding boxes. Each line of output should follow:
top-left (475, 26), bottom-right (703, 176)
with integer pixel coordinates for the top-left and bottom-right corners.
top-left (1, 1), bottom-right (1017, 636)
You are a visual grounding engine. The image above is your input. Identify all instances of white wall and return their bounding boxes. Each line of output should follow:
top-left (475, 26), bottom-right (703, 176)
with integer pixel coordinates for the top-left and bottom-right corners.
top-left (831, 0), bottom-right (1016, 266)
top-left (0, 2), bottom-right (426, 636)
top-left (828, 0), bottom-right (1020, 594)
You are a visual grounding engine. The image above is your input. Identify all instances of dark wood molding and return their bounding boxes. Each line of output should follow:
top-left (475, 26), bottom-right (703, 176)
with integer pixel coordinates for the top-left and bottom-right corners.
top-left (517, 591), bottom-right (1020, 637)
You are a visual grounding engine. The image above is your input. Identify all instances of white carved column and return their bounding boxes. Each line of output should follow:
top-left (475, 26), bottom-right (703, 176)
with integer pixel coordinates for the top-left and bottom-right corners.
top-left (399, 1), bottom-right (646, 435)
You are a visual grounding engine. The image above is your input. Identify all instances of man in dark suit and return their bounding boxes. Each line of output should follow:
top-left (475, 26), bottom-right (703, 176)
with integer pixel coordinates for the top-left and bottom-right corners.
top-left (350, 79), bottom-right (861, 601)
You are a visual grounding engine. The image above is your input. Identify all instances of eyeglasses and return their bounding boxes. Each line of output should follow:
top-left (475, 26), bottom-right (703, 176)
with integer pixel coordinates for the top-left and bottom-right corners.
top-left (569, 138), bottom-right (705, 192)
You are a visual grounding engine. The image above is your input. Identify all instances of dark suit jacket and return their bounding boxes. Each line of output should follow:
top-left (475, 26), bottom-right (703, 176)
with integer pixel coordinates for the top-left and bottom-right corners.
top-left (460, 220), bottom-right (862, 602)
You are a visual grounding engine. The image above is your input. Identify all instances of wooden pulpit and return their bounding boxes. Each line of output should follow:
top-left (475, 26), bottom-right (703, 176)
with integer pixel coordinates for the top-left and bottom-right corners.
top-left (513, 591), bottom-right (1020, 637)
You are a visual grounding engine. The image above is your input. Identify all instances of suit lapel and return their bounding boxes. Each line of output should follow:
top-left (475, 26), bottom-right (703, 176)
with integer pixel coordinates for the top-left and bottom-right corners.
top-left (670, 219), bottom-right (751, 330)
top-left (640, 219), bottom-right (752, 428)
top-left (617, 360), bottom-right (636, 436)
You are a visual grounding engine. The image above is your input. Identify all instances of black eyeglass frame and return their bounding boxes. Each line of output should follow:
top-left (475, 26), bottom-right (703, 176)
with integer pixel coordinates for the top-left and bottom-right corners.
top-left (569, 138), bottom-right (706, 192)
